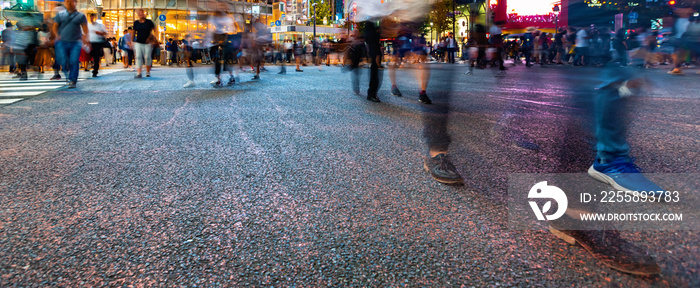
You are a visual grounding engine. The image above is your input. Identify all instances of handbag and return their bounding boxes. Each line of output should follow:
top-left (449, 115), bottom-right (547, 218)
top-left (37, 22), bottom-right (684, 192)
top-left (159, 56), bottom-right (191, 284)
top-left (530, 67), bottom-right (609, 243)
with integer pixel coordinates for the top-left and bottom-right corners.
top-left (147, 34), bottom-right (158, 46)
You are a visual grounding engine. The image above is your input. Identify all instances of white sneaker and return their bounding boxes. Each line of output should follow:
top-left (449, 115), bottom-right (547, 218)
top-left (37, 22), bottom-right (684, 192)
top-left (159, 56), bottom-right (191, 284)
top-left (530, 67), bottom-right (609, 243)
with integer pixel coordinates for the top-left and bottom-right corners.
top-left (183, 80), bottom-right (196, 88)
top-left (210, 78), bottom-right (220, 84)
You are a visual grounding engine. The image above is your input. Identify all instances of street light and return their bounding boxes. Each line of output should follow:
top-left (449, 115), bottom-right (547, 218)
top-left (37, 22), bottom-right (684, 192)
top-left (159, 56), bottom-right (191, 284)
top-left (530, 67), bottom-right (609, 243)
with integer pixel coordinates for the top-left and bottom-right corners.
top-left (312, 1), bottom-right (323, 57)
top-left (553, 4), bottom-right (560, 32)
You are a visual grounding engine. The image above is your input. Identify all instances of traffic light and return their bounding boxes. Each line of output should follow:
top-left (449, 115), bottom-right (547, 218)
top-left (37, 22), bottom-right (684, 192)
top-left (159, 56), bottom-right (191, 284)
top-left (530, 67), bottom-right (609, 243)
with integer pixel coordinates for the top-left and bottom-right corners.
top-left (668, 0), bottom-right (676, 5)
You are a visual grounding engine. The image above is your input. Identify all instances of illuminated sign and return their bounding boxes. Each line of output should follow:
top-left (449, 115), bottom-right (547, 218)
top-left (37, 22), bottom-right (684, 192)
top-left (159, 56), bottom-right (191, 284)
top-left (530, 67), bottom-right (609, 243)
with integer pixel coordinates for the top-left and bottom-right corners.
top-left (508, 0), bottom-right (561, 16)
top-left (588, 0), bottom-right (602, 7)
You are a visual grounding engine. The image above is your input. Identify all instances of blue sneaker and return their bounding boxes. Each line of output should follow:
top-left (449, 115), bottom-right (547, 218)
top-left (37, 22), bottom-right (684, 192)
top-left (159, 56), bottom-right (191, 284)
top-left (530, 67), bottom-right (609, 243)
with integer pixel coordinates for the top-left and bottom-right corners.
top-left (588, 157), bottom-right (664, 196)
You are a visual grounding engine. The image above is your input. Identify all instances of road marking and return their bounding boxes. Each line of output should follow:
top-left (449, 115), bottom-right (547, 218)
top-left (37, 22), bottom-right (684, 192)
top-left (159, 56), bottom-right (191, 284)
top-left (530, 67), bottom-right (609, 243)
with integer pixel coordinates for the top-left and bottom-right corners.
top-left (0, 85), bottom-right (66, 91)
top-left (0, 99), bottom-right (23, 104)
top-left (0, 82), bottom-right (67, 87)
top-left (0, 91), bottom-right (45, 97)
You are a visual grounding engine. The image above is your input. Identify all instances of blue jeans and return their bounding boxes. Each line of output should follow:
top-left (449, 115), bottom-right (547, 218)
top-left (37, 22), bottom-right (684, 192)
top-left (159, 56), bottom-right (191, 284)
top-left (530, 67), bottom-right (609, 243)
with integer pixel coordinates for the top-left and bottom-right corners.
top-left (55, 40), bottom-right (82, 83)
top-left (594, 64), bottom-right (636, 162)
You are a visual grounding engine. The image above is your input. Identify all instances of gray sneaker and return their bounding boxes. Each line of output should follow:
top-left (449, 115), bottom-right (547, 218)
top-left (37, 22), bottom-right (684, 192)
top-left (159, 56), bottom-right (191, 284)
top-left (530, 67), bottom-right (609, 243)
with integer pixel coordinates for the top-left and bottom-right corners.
top-left (391, 86), bottom-right (402, 97)
top-left (423, 153), bottom-right (463, 185)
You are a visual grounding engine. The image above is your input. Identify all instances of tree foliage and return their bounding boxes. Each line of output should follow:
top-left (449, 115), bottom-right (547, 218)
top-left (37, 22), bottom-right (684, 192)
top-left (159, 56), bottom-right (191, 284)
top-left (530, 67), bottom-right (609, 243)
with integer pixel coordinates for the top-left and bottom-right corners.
top-left (430, 0), bottom-right (455, 35)
top-left (310, 0), bottom-right (331, 24)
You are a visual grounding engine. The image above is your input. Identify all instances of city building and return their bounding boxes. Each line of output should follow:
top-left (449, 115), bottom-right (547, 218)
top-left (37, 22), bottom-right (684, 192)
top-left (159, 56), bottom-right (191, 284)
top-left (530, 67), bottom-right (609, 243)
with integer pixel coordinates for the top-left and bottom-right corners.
top-left (2, 0), bottom-right (275, 42)
top-left (269, 0), bottom-right (345, 44)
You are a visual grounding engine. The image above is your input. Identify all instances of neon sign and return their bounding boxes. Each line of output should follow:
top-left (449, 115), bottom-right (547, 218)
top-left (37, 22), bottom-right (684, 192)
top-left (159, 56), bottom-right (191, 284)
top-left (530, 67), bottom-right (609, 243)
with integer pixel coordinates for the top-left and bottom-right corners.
top-left (588, 0), bottom-right (602, 7)
top-left (508, 0), bottom-right (562, 16)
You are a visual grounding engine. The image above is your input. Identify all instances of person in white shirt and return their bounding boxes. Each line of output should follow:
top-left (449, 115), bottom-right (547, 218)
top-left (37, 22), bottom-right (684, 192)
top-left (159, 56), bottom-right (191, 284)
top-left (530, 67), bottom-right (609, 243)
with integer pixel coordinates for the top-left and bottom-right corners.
top-left (304, 41), bottom-right (313, 65)
top-left (668, 6), bottom-right (694, 75)
top-left (102, 38), bottom-right (113, 67)
top-left (87, 13), bottom-right (108, 77)
top-left (446, 32), bottom-right (457, 63)
top-left (574, 27), bottom-right (589, 66)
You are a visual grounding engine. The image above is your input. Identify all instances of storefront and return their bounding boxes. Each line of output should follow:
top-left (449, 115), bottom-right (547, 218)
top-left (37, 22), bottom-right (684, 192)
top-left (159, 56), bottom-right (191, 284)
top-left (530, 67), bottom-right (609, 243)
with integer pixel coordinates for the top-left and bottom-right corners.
top-left (270, 24), bottom-right (345, 44)
top-left (3, 0), bottom-right (274, 42)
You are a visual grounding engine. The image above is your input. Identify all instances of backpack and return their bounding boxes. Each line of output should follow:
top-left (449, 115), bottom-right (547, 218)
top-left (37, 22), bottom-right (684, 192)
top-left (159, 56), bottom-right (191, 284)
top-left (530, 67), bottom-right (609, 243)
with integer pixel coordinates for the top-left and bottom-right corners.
top-left (118, 36), bottom-right (126, 50)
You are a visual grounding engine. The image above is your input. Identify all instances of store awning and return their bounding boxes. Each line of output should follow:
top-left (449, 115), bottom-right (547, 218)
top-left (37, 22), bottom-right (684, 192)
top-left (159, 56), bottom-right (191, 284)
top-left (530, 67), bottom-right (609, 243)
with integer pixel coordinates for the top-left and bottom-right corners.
top-left (1, 10), bottom-right (44, 22)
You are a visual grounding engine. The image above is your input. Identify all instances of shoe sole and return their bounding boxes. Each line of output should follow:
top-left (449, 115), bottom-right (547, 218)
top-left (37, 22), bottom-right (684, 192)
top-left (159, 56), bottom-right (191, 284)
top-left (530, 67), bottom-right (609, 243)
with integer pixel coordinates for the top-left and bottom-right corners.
top-left (422, 161), bottom-right (464, 185)
top-left (549, 226), bottom-right (661, 276)
top-left (587, 165), bottom-right (637, 195)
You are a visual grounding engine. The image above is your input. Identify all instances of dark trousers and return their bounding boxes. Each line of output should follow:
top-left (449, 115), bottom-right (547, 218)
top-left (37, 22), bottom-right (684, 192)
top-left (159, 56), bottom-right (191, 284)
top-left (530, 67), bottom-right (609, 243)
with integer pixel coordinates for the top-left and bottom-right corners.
top-left (447, 48), bottom-right (456, 63)
top-left (423, 64), bottom-right (457, 152)
top-left (211, 45), bottom-right (233, 77)
top-left (90, 42), bottom-right (104, 76)
top-left (367, 51), bottom-right (383, 97)
top-left (574, 47), bottom-right (588, 65)
top-left (169, 50), bottom-right (178, 64)
top-left (495, 47), bottom-right (505, 69)
top-left (127, 49), bottom-right (134, 66)
top-left (615, 48), bottom-right (627, 66)
top-left (522, 47), bottom-right (532, 65)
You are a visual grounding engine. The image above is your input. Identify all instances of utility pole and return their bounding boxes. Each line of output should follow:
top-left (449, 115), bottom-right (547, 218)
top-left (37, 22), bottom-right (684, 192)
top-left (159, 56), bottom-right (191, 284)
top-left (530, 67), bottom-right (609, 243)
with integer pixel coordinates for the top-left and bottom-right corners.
top-left (452, 0), bottom-right (456, 37)
top-left (312, 1), bottom-right (323, 58)
top-left (313, 2), bottom-right (318, 44)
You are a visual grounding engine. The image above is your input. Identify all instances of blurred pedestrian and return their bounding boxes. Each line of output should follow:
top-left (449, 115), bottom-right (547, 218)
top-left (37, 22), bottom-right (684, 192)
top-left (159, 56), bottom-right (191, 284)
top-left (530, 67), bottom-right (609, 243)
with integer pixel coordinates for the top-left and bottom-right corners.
top-left (183, 34), bottom-right (196, 88)
top-left (346, 30), bottom-right (366, 94)
top-left (103, 37), bottom-right (114, 66)
top-left (166, 38), bottom-right (175, 66)
top-left (35, 23), bottom-right (54, 74)
top-left (489, 21), bottom-right (507, 72)
top-left (52, 0), bottom-right (88, 88)
top-left (87, 13), bottom-right (107, 77)
top-left (363, 21), bottom-right (381, 102)
top-left (521, 27), bottom-right (535, 67)
top-left (207, 5), bottom-right (238, 87)
top-left (251, 17), bottom-right (271, 80)
top-left (132, 9), bottom-right (156, 78)
top-left (1, 22), bottom-right (15, 73)
top-left (613, 28), bottom-right (628, 66)
top-left (574, 26), bottom-right (590, 66)
top-left (668, 6), bottom-right (694, 75)
top-left (284, 39), bottom-right (293, 64)
top-left (554, 28), bottom-right (566, 65)
top-left (446, 32), bottom-right (457, 64)
top-left (538, 32), bottom-right (551, 65)
top-left (13, 13), bottom-right (38, 80)
top-left (118, 28), bottom-right (134, 70)
top-left (294, 38), bottom-right (303, 72)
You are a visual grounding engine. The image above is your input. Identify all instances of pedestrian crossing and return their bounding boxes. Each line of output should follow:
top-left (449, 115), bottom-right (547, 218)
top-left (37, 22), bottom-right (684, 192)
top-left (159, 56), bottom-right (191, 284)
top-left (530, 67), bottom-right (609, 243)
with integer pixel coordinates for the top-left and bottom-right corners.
top-left (0, 78), bottom-right (82, 105)
top-left (0, 69), bottom-right (123, 106)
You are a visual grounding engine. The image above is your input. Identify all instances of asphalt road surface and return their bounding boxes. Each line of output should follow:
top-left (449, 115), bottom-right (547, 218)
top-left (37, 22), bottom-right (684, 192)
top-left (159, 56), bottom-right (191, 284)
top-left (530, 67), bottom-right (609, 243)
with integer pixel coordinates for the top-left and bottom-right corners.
top-left (1, 63), bottom-right (698, 287)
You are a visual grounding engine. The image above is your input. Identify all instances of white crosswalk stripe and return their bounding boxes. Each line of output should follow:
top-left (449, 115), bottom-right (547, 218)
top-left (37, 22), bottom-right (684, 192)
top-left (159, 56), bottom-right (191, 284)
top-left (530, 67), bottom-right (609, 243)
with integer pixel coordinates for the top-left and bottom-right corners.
top-left (0, 68), bottom-right (123, 106)
top-left (0, 79), bottom-right (83, 105)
